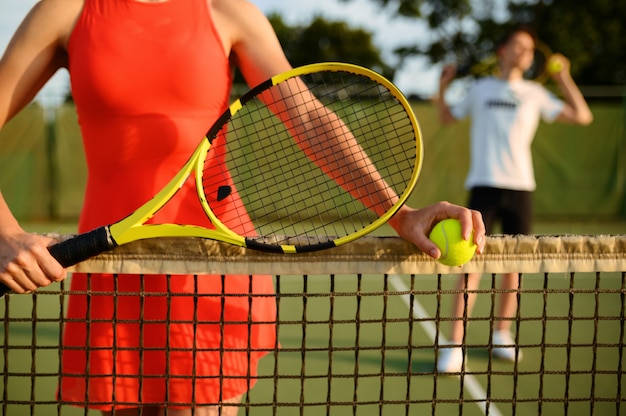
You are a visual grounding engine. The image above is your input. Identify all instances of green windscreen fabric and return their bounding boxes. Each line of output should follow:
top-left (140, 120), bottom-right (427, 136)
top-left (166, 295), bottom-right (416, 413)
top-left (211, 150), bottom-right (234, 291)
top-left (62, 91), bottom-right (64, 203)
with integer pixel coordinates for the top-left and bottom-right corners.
top-left (1, 101), bottom-right (624, 221)
top-left (0, 104), bottom-right (49, 220)
top-left (532, 103), bottom-right (625, 217)
top-left (53, 104), bottom-right (87, 219)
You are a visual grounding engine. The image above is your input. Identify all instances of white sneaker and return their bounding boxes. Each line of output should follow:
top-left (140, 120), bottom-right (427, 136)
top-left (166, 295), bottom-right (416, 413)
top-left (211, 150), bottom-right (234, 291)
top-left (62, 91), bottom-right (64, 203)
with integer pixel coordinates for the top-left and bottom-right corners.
top-left (436, 344), bottom-right (465, 373)
top-left (492, 330), bottom-right (523, 362)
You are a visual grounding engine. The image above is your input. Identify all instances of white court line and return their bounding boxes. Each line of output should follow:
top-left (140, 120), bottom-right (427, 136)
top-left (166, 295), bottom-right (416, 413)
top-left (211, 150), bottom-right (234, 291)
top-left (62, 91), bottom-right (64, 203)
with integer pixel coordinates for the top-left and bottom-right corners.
top-left (389, 275), bottom-right (502, 416)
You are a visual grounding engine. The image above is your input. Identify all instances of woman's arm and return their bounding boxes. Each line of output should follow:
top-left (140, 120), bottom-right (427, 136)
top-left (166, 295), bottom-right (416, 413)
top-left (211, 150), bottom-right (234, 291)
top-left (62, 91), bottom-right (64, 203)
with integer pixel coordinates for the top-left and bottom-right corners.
top-left (0, 0), bottom-right (81, 292)
top-left (216, 1), bottom-right (485, 257)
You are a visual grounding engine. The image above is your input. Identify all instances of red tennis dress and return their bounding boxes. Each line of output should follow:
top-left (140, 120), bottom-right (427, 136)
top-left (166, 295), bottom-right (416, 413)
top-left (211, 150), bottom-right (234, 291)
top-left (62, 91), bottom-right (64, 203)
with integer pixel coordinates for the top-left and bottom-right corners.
top-left (60, 0), bottom-right (276, 409)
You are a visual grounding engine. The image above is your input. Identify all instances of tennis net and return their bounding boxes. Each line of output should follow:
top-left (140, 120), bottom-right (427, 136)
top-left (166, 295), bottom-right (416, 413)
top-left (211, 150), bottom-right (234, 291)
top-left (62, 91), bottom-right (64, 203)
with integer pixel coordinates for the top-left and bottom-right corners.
top-left (1, 234), bottom-right (625, 415)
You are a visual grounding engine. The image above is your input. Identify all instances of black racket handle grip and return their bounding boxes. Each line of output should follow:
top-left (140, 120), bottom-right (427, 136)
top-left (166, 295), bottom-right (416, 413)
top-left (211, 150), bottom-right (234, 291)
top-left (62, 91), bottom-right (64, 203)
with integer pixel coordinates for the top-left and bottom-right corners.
top-left (48, 226), bottom-right (117, 267)
top-left (0, 226), bottom-right (116, 296)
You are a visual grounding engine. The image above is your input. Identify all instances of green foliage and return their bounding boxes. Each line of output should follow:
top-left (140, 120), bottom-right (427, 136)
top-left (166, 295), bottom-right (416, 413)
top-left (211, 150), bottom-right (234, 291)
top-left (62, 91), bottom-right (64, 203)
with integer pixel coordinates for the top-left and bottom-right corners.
top-left (268, 14), bottom-right (395, 80)
top-left (507, 0), bottom-right (626, 85)
top-left (344, 0), bottom-right (626, 87)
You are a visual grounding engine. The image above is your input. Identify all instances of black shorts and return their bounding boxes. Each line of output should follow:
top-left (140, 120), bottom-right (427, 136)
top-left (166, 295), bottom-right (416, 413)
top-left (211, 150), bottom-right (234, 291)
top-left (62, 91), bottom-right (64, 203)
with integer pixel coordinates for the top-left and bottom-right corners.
top-left (468, 187), bottom-right (533, 235)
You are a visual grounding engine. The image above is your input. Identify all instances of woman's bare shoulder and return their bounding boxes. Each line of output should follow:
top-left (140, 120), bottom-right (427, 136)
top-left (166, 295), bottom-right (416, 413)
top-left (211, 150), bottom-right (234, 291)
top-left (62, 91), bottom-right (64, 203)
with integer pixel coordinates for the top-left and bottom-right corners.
top-left (16, 0), bottom-right (84, 48)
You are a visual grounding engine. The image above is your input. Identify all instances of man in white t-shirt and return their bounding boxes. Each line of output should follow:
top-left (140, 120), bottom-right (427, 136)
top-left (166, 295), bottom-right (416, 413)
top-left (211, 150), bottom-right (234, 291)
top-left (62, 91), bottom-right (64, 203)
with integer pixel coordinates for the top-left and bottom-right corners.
top-left (436, 25), bottom-right (593, 373)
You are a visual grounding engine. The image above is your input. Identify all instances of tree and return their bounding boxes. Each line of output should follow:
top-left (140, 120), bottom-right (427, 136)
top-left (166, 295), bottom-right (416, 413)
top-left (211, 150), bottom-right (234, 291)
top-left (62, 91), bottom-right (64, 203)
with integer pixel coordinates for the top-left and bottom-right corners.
top-left (507, 0), bottom-right (625, 86)
top-left (342, 0), bottom-right (626, 88)
top-left (268, 14), bottom-right (395, 80)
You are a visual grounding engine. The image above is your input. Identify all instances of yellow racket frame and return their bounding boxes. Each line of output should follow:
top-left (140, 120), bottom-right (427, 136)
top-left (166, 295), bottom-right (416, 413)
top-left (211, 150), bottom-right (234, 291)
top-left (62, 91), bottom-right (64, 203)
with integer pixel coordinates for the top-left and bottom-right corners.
top-left (109, 63), bottom-right (423, 253)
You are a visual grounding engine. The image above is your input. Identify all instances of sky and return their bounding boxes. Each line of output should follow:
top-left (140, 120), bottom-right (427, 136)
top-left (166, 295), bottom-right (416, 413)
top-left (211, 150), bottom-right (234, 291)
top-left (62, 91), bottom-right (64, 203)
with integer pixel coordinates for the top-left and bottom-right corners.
top-left (0, 0), bottom-right (439, 106)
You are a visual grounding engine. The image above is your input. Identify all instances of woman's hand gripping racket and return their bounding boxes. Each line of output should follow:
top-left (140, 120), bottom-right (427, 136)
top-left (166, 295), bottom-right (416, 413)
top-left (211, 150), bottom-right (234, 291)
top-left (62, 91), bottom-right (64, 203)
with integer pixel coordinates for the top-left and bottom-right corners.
top-left (1, 62), bottom-right (423, 295)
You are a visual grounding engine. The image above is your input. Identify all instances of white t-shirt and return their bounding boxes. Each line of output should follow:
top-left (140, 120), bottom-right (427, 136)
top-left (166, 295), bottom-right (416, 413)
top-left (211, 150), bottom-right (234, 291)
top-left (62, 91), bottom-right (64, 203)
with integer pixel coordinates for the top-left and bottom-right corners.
top-left (450, 77), bottom-right (564, 191)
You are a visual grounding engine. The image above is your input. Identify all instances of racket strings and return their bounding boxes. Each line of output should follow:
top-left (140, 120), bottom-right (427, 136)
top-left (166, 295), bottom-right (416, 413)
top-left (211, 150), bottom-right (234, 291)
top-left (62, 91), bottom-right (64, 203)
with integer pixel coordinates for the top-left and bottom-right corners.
top-left (204, 69), bottom-right (417, 246)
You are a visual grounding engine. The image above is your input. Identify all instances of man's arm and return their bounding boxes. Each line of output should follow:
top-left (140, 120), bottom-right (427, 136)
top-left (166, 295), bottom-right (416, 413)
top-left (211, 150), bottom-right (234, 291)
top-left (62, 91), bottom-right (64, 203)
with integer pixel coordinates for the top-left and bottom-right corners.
top-left (549, 54), bottom-right (593, 125)
top-left (436, 64), bottom-right (458, 125)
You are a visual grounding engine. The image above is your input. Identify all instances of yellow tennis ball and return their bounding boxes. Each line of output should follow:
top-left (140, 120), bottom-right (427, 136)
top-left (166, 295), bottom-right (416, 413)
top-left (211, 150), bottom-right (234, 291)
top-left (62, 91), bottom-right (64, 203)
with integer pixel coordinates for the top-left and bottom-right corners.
top-left (547, 57), bottom-right (563, 74)
top-left (428, 219), bottom-right (477, 267)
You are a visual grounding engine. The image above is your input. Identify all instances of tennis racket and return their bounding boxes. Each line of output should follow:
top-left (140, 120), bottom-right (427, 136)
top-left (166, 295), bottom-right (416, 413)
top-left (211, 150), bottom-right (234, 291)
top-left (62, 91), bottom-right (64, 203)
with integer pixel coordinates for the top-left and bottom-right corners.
top-left (454, 54), bottom-right (498, 79)
top-left (446, 40), bottom-right (557, 105)
top-left (1, 62), bottom-right (422, 295)
top-left (525, 40), bottom-right (555, 83)
top-left (455, 40), bottom-right (555, 83)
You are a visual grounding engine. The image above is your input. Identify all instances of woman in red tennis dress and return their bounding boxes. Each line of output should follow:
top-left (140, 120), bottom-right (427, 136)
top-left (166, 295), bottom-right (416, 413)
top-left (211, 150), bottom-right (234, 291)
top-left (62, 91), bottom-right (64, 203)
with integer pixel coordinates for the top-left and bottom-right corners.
top-left (0, 0), bottom-right (486, 414)
top-left (61, 0), bottom-right (277, 412)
